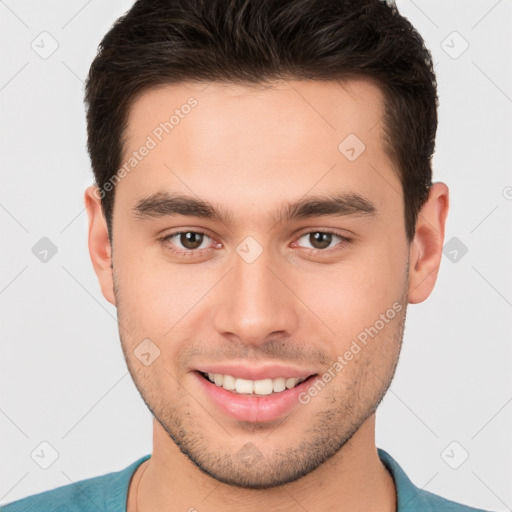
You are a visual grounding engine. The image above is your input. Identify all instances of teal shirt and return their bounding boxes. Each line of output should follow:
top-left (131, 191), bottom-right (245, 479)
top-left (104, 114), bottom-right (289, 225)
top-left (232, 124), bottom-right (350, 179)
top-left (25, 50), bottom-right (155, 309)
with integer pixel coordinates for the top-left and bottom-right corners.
top-left (0, 449), bottom-right (494, 512)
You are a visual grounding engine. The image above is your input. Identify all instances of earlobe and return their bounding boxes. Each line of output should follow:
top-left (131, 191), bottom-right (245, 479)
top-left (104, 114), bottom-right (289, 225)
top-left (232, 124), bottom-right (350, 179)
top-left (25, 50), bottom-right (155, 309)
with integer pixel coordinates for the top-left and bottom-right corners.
top-left (408, 182), bottom-right (449, 304)
top-left (84, 186), bottom-right (116, 306)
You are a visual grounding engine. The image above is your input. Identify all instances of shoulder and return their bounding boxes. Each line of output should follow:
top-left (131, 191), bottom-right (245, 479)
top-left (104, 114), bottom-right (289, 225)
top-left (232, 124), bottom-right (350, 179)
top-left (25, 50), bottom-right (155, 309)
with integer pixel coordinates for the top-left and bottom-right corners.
top-left (377, 448), bottom-right (495, 512)
top-left (0, 455), bottom-right (151, 512)
top-left (409, 488), bottom-right (494, 512)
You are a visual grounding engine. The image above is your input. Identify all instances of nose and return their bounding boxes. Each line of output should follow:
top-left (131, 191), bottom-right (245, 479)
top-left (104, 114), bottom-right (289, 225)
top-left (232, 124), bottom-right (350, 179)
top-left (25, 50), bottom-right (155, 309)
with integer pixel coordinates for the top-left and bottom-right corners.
top-left (213, 243), bottom-right (300, 347)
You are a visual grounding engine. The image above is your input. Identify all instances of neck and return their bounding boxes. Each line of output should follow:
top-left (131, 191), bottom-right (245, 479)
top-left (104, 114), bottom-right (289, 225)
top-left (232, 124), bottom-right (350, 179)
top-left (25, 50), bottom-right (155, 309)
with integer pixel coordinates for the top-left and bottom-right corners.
top-left (129, 415), bottom-right (396, 512)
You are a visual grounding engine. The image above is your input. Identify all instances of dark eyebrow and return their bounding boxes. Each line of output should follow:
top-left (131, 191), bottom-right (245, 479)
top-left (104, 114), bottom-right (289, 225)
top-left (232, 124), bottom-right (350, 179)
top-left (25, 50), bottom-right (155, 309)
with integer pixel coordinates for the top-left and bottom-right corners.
top-left (132, 192), bottom-right (235, 224)
top-left (277, 192), bottom-right (376, 222)
top-left (132, 191), bottom-right (377, 225)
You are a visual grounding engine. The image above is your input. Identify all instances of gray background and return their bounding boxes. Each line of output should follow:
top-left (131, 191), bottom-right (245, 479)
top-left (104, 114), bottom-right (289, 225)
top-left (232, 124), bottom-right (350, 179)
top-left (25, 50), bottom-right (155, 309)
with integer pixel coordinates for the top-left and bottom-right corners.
top-left (1, 0), bottom-right (511, 509)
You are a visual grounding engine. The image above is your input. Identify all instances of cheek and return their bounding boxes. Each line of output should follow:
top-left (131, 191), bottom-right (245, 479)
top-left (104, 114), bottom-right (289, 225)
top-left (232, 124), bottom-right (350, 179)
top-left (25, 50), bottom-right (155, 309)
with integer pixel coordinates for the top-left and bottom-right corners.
top-left (114, 249), bottom-right (221, 347)
top-left (292, 246), bottom-right (407, 342)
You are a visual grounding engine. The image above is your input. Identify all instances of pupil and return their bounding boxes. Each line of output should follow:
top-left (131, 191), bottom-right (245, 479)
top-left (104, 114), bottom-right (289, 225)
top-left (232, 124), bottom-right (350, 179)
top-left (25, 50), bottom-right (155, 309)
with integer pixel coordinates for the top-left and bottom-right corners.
top-left (181, 232), bottom-right (203, 249)
top-left (311, 232), bottom-right (331, 249)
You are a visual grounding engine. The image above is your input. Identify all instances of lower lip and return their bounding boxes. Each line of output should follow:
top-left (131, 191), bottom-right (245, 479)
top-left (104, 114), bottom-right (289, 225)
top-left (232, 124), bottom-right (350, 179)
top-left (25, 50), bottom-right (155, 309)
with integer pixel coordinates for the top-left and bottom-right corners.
top-left (193, 371), bottom-right (318, 423)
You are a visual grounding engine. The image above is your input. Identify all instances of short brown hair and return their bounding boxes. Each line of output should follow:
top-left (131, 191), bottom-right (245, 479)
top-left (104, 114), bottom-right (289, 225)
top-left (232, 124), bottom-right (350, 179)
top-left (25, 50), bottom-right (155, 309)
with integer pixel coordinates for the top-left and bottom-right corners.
top-left (85, 0), bottom-right (438, 242)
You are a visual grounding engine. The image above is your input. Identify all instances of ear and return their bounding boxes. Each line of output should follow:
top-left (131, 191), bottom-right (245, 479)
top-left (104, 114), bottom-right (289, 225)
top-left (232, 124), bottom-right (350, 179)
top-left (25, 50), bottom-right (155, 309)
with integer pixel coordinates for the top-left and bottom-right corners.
top-left (408, 182), bottom-right (449, 304)
top-left (84, 186), bottom-right (116, 306)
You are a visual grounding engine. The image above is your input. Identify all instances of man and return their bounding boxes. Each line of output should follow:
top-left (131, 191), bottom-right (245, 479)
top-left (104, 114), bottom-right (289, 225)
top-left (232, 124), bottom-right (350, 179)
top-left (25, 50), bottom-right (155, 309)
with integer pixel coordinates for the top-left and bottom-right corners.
top-left (1, 0), bottom-right (495, 511)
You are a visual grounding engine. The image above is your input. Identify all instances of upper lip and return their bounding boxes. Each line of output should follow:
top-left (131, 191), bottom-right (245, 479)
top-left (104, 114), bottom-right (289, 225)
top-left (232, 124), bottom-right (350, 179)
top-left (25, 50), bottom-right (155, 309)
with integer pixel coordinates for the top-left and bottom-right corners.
top-left (194, 363), bottom-right (317, 381)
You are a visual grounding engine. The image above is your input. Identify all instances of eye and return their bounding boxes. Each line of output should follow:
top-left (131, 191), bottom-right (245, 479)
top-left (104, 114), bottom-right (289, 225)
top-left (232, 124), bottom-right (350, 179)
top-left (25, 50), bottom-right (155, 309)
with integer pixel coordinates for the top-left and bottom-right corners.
top-left (293, 230), bottom-right (350, 253)
top-left (159, 230), bottom-right (217, 257)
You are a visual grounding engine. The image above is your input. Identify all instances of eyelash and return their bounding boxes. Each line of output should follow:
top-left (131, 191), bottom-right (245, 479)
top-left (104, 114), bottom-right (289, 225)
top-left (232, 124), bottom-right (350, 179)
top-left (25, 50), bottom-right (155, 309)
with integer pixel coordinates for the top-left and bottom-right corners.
top-left (158, 229), bottom-right (352, 258)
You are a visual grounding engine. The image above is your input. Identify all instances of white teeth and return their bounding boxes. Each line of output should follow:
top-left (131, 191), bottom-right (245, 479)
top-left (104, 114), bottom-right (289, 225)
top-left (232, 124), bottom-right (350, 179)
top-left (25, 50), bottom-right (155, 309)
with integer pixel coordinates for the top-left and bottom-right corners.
top-left (285, 377), bottom-right (298, 389)
top-left (204, 372), bottom-right (309, 395)
top-left (235, 378), bottom-right (254, 394)
top-left (223, 374), bottom-right (236, 390)
top-left (273, 377), bottom-right (286, 393)
top-left (253, 378), bottom-right (273, 395)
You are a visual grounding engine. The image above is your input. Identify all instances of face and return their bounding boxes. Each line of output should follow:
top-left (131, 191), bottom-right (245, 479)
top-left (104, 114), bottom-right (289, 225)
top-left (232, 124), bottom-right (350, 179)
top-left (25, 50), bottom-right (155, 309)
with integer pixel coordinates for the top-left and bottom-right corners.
top-left (104, 79), bottom-right (411, 488)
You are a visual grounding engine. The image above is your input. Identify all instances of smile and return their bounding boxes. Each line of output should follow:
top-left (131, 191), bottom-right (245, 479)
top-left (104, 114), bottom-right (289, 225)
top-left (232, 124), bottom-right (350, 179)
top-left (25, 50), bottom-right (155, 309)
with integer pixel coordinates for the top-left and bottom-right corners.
top-left (194, 369), bottom-right (320, 423)
top-left (201, 371), bottom-right (309, 396)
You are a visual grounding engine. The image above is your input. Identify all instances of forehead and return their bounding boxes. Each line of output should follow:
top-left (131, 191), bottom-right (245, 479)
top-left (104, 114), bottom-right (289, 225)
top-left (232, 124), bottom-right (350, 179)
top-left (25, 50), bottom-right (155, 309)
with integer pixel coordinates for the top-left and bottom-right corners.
top-left (116, 78), bottom-right (400, 226)
top-left (124, 77), bottom-right (387, 155)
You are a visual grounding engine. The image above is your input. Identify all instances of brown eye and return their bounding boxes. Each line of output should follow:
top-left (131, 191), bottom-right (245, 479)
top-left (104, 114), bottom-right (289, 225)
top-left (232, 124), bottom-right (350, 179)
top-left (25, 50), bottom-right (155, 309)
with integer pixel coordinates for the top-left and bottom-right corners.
top-left (294, 231), bottom-right (349, 253)
top-left (309, 232), bottom-right (333, 250)
top-left (179, 232), bottom-right (204, 250)
top-left (161, 230), bottom-right (214, 256)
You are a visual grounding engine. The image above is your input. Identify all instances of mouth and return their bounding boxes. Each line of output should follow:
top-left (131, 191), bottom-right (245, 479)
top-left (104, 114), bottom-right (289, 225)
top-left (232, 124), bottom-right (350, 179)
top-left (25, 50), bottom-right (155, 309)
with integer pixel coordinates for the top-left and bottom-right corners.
top-left (198, 371), bottom-right (315, 396)
top-left (193, 370), bottom-right (320, 423)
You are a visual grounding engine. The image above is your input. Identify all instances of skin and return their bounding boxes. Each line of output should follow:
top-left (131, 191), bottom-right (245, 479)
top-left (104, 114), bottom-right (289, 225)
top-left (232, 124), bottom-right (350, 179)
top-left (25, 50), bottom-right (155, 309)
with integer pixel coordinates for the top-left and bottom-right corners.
top-left (85, 78), bottom-right (449, 512)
